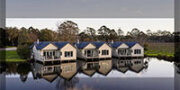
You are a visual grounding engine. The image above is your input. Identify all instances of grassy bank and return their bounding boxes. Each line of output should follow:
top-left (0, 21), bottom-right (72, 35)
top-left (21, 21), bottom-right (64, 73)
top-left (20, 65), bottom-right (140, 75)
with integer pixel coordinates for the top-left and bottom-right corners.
top-left (5, 51), bottom-right (25, 62)
top-left (144, 43), bottom-right (174, 58)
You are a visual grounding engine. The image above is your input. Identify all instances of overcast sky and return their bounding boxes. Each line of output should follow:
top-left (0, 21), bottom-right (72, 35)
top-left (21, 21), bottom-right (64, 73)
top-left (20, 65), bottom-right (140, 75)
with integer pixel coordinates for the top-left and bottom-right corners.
top-left (6, 18), bottom-right (174, 34)
top-left (6, 0), bottom-right (173, 18)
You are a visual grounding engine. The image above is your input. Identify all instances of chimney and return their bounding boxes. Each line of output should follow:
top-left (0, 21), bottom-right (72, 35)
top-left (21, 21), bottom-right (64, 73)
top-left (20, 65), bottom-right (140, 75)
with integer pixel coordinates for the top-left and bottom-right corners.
top-left (111, 40), bottom-right (114, 44)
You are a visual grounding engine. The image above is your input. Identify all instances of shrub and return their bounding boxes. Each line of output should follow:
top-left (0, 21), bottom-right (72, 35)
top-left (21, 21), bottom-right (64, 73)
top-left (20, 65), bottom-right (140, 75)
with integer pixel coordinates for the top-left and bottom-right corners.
top-left (17, 44), bottom-right (30, 59)
top-left (144, 43), bottom-right (148, 51)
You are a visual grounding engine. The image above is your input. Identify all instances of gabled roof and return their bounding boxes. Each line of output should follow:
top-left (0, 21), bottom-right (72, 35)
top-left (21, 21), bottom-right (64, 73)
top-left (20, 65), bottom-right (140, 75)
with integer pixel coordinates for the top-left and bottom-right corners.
top-left (92, 42), bottom-right (105, 49)
top-left (33, 42), bottom-right (51, 50)
top-left (117, 67), bottom-right (129, 73)
top-left (42, 74), bottom-right (58, 83)
top-left (74, 42), bottom-right (91, 49)
top-left (31, 41), bottom-right (69, 50)
top-left (52, 42), bottom-right (68, 49)
top-left (109, 42), bottom-right (123, 48)
top-left (97, 68), bottom-right (112, 76)
top-left (125, 42), bottom-right (137, 48)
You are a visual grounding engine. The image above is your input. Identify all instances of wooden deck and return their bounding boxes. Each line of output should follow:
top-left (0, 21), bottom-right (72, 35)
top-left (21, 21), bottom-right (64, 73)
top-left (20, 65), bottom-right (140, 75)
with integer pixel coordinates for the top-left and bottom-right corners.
top-left (32, 59), bottom-right (76, 65)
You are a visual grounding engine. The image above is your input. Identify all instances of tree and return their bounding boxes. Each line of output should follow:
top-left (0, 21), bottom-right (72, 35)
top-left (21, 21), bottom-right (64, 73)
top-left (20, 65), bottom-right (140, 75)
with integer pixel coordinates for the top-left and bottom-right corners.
top-left (117, 28), bottom-right (124, 40)
top-left (17, 44), bottom-right (31, 59)
top-left (6, 27), bottom-right (19, 46)
top-left (78, 32), bottom-right (89, 42)
top-left (109, 29), bottom-right (118, 41)
top-left (39, 28), bottom-right (55, 41)
top-left (17, 27), bottom-right (32, 59)
top-left (84, 27), bottom-right (97, 41)
top-left (0, 28), bottom-right (6, 47)
top-left (18, 27), bottom-right (31, 45)
top-left (98, 25), bottom-right (111, 41)
top-left (126, 28), bottom-right (147, 43)
top-left (117, 28), bottom-right (124, 36)
top-left (57, 21), bottom-right (79, 42)
top-left (146, 29), bottom-right (152, 36)
top-left (28, 27), bottom-right (40, 43)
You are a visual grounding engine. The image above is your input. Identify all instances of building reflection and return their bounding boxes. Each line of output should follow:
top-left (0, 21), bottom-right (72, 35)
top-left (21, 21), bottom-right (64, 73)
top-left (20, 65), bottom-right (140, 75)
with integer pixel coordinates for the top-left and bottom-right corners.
top-left (78, 60), bottom-right (99, 77)
top-left (113, 59), bottom-right (131, 73)
top-left (78, 59), bottom-right (112, 77)
top-left (31, 63), bottom-right (59, 82)
top-left (29, 58), bottom-right (148, 83)
top-left (31, 61), bottom-right (77, 82)
top-left (31, 61), bottom-right (79, 90)
top-left (113, 58), bottom-right (148, 73)
top-left (60, 62), bottom-right (77, 80)
top-left (98, 60), bottom-right (112, 76)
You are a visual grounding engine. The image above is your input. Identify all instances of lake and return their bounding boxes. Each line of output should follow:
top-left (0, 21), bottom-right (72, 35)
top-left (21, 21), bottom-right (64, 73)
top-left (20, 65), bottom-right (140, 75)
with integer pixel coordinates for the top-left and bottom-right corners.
top-left (1, 57), bottom-right (179, 90)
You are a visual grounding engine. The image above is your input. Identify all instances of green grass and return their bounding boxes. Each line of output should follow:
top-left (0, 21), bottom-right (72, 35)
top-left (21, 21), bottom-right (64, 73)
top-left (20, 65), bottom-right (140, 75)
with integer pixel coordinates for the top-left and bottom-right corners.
top-left (144, 43), bottom-right (174, 57)
top-left (1, 51), bottom-right (26, 62)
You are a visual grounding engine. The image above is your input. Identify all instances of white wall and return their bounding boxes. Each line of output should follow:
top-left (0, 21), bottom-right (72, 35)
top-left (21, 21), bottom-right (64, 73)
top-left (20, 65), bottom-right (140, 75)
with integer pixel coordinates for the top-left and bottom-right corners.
top-left (33, 46), bottom-right (43, 61)
top-left (60, 43), bottom-right (77, 60)
top-left (40, 43), bottom-right (58, 56)
top-left (98, 44), bottom-right (112, 58)
top-left (131, 43), bottom-right (144, 57)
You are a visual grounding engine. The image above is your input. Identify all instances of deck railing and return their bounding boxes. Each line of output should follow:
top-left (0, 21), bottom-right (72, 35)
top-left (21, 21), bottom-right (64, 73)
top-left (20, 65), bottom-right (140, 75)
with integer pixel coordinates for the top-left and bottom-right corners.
top-left (43, 56), bottom-right (60, 61)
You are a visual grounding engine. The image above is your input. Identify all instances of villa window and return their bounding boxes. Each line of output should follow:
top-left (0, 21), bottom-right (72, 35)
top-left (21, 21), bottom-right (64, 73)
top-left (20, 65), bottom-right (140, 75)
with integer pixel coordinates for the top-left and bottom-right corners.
top-left (43, 66), bottom-right (54, 73)
top-left (118, 49), bottom-right (127, 55)
top-left (64, 65), bottom-right (73, 73)
top-left (53, 51), bottom-right (55, 56)
top-left (43, 52), bottom-right (46, 56)
top-left (65, 51), bottom-right (73, 57)
top-left (134, 49), bottom-right (141, 54)
top-left (85, 50), bottom-right (94, 57)
top-left (102, 50), bottom-right (109, 55)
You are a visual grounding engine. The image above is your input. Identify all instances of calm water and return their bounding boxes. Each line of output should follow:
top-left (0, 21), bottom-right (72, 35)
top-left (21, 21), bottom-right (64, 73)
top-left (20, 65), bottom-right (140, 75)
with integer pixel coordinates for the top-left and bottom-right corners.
top-left (1, 57), bottom-right (178, 90)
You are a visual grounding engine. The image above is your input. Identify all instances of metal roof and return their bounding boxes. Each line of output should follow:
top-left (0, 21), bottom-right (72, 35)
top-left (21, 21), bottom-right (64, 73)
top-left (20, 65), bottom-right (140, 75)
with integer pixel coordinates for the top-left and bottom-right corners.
top-left (74, 42), bottom-right (91, 49)
top-left (52, 42), bottom-right (68, 49)
top-left (125, 42), bottom-right (137, 48)
top-left (92, 42), bottom-right (105, 49)
top-left (31, 41), bottom-right (68, 50)
top-left (109, 42), bottom-right (123, 48)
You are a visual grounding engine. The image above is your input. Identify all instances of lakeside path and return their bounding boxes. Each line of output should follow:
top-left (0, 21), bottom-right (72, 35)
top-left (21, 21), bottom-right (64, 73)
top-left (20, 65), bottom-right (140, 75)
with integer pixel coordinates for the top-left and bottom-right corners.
top-left (0, 47), bottom-right (17, 51)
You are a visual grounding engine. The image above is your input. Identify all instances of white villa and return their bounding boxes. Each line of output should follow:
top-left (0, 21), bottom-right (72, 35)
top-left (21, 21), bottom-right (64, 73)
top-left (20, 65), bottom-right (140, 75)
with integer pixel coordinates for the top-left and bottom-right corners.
top-left (74, 42), bottom-right (99, 59)
top-left (30, 41), bottom-right (77, 63)
top-left (125, 42), bottom-right (144, 57)
top-left (109, 42), bottom-right (131, 57)
top-left (92, 42), bottom-right (112, 59)
top-left (109, 42), bottom-right (144, 58)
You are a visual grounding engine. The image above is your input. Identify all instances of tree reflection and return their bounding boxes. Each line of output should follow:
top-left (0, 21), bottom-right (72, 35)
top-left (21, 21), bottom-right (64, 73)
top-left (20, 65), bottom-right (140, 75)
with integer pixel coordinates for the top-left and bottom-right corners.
top-left (17, 63), bottom-right (31, 83)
